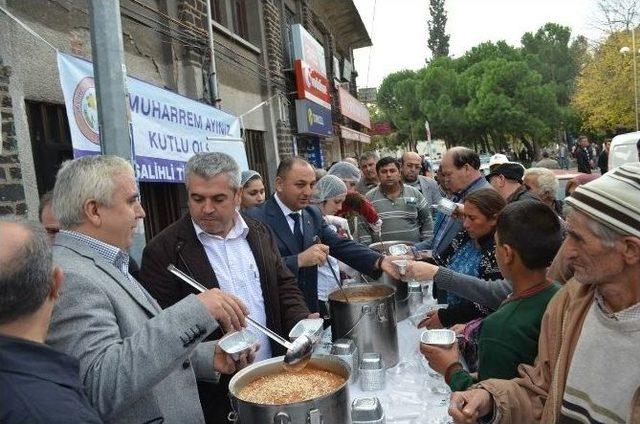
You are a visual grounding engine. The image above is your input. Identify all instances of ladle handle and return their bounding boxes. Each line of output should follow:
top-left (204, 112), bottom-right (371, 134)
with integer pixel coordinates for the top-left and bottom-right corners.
top-left (166, 264), bottom-right (292, 350)
top-left (312, 236), bottom-right (350, 304)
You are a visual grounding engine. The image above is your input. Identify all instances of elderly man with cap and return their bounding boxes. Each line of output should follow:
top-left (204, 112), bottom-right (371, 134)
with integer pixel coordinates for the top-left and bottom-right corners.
top-left (486, 162), bottom-right (539, 203)
top-left (448, 162), bottom-right (640, 424)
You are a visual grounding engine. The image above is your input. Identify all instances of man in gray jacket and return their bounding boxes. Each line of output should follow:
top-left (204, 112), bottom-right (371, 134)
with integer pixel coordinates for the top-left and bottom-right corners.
top-left (401, 151), bottom-right (442, 214)
top-left (46, 155), bottom-right (251, 424)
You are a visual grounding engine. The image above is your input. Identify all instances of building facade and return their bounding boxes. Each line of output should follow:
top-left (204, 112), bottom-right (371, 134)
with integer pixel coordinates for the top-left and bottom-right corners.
top-left (0, 0), bottom-right (371, 245)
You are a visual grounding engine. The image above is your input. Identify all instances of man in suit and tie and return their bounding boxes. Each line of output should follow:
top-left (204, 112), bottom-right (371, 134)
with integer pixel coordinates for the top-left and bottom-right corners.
top-left (139, 152), bottom-right (311, 423)
top-left (46, 155), bottom-right (251, 424)
top-left (246, 156), bottom-right (400, 313)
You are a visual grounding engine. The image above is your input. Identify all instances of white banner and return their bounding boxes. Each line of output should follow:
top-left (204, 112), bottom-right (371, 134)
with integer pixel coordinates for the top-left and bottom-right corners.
top-left (57, 52), bottom-right (248, 183)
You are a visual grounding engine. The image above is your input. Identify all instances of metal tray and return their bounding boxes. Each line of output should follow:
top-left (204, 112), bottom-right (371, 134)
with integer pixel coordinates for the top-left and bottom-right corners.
top-left (218, 329), bottom-right (258, 360)
top-left (352, 397), bottom-right (385, 423)
top-left (288, 318), bottom-right (324, 343)
top-left (420, 329), bottom-right (456, 346)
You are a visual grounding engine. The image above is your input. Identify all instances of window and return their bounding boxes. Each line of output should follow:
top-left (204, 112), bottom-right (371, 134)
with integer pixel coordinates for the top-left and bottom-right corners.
top-left (210, 0), bottom-right (223, 24)
top-left (232, 0), bottom-right (248, 40)
top-left (25, 101), bottom-right (73, 195)
top-left (282, 7), bottom-right (295, 68)
top-left (244, 129), bottom-right (270, 193)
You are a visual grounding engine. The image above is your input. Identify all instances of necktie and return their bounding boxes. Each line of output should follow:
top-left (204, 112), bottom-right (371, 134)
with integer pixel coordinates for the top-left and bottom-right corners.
top-left (289, 212), bottom-right (304, 251)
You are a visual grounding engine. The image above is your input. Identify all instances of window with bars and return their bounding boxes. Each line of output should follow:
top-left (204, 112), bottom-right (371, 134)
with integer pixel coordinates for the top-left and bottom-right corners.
top-left (244, 129), bottom-right (270, 193)
top-left (25, 101), bottom-right (73, 196)
top-left (232, 0), bottom-right (249, 40)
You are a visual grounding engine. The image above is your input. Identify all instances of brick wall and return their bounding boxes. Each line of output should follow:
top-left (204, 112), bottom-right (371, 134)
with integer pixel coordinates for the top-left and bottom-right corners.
top-left (0, 63), bottom-right (26, 216)
top-left (178, 0), bottom-right (206, 66)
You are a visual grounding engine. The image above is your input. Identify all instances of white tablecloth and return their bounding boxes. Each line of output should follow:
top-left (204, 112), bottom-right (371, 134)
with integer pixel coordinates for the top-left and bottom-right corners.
top-left (317, 318), bottom-right (453, 423)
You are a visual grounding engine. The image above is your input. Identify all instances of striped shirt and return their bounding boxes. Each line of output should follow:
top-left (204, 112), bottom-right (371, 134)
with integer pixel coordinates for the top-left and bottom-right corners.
top-left (366, 184), bottom-right (433, 242)
top-left (59, 230), bottom-right (150, 301)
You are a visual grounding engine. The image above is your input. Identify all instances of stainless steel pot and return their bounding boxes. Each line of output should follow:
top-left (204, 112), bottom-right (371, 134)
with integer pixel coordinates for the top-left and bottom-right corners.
top-left (228, 355), bottom-right (351, 424)
top-left (366, 241), bottom-right (414, 321)
top-left (328, 284), bottom-right (399, 368)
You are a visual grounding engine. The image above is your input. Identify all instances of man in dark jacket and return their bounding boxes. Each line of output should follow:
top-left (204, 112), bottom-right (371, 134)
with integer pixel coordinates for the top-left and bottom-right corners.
top-left (486, 162), bottom-right (540, 203)
top-left (245, 156), bottom-right (400, 313)
top-left (597, 138), bottom-right (611, 174)
top-left (575, 135), bottom-right (593, 174)
top-left (139, 153), bottom-right (311, 423)
top-left (0, 219), bottom-right (102, 423)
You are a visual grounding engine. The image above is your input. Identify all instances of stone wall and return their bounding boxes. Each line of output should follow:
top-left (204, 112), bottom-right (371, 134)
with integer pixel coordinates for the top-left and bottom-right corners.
top-left (0, 62), bottom-right (25, 216)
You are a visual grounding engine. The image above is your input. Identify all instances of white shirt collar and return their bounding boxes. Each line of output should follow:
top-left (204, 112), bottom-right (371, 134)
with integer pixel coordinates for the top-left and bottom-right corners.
top-left (192, 211), bottom-right (249, 241)
top-left (274, 193), bottom-right (300, 217)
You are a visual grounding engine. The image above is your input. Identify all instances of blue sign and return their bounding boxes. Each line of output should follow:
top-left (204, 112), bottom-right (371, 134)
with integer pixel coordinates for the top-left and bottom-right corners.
top-left (295, 99), bottom-right (332, 137)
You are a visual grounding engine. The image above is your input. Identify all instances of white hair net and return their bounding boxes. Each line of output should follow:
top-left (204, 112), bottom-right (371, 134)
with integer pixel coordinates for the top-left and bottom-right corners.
top-left (328, 161), bottom-right (362, 182)
top-left (311, 175), bottom-right (347, 203)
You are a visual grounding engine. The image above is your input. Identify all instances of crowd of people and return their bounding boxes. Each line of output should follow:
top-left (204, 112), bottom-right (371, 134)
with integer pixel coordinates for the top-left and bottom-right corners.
top-left (1, 144), bottom-right (639, 424)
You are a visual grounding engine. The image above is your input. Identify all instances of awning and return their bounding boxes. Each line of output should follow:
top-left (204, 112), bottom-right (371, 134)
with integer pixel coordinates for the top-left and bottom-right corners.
top-left (340, 125), bottom-right (370, 143)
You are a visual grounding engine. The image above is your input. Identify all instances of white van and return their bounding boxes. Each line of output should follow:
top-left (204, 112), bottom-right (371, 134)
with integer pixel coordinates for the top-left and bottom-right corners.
top-left (609, 131), bottom-right (640, 170)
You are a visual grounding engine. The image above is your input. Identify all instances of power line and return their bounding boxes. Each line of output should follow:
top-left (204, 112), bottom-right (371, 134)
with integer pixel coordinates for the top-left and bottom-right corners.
top-left (365, 0), bottom-right (377, 88)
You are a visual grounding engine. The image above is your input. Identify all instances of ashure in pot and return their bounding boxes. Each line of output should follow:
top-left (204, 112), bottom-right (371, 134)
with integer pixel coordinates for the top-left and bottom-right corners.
top-left (228, 355), bottom-right (351, 424)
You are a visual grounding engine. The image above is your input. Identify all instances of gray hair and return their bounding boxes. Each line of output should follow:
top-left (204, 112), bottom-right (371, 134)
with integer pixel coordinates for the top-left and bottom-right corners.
top-left (184, 152), bottom-right (241, 190)
top-left (566, 206), bottom-right (623, 247)
top-left (359, 151), bottom-right (380, 164)
top-left (53, 155), bottom-right (134, 229)
top-left (525, 167), bottom-right (558, 198)
top-left (0, 217), bottom-right (53, 324)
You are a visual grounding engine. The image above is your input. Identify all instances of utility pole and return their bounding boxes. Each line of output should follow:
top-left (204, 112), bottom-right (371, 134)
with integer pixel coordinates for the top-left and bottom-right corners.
top-left (88, 0), bottom-right (146, 261)
top-left (88, 0), bottom-right (132, 157)
top-left (205, 0), bottom-right (221, 107)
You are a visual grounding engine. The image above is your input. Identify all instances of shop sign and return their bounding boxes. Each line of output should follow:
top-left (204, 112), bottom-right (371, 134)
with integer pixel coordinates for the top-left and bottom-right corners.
top-left (338, 86), bottom-right (371, 128)
top-left (294, 59), bottom-right (331, 109)
top-left (295, 99), bottom-right (332, 137)
top-left (291, 24), bottom-right (326, 76)
top-left (340, 125), bottom-right (371, 143)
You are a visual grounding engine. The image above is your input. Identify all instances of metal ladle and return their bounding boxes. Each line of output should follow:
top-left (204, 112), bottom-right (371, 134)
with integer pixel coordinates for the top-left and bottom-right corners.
top-left (312, 236), bottom-right (350, 304)
top-left (167, 264), bottom-right (313, 371)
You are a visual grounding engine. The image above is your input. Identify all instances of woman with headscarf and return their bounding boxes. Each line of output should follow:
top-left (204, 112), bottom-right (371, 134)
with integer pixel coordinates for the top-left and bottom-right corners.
top-left (240, 170), bottom-right (266, 211)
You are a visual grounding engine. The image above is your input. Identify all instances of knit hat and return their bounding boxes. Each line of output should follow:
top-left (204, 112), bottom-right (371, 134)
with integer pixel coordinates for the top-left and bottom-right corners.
top-left (241, 170), bottom-right (261, 187)
top-left (486, 162), bottom-right (525, 183)
top-left (565, 162), bottom-right (640, 238)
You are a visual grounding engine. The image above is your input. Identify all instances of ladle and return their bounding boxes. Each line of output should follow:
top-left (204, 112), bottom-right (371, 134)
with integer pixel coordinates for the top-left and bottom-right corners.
top-left (167, 264), bottom-right (313, 371)
top-left (312, 236), bottom-right (350, 304)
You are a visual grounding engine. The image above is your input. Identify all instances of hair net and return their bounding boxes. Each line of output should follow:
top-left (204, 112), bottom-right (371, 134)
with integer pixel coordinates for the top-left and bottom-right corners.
top-left (311, 175), bottom-right (347, 203)
top-left (241, 170), bottom-right (261, 187)
top-left (328, 161), bottom-right (362, 182)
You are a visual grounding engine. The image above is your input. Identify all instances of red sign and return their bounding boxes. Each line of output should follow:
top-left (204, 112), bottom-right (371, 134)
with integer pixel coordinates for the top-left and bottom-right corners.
top-left (371, 121), bottom-right (392, 135)
top-left (294, 60), bottom-right (331, 110)
top-left (338, 86), bottom-right (371, 129)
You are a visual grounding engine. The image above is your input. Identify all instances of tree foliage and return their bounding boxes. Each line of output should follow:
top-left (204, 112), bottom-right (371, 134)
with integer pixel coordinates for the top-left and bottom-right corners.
top-left (377, 23), bottom-right (583, 155)
top-left (572, 31), bottom-right (637, 132)
top-left (427, 0), bottom-right (450, 59)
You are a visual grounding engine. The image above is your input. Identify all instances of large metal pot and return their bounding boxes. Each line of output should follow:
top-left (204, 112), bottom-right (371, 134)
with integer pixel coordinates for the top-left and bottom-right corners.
top-left (367, 241), bottom-right (414, 320)
top-left (228, 355), bottom-right (351, 424)
top-left (328, 284), bottom-right (399, 368)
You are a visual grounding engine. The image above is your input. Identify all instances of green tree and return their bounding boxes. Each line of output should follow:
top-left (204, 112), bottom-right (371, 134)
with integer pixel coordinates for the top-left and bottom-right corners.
top-left (427, 0), bottom-right (450, 59)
